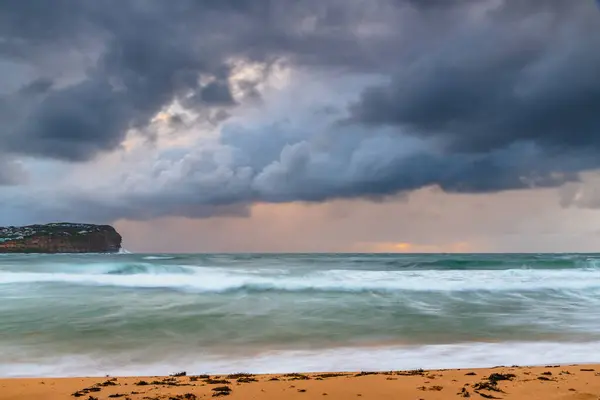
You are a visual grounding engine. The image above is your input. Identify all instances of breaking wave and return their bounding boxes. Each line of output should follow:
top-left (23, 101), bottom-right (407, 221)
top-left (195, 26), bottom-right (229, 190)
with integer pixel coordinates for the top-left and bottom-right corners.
top-left (2, 261), bottom-right (600, 293)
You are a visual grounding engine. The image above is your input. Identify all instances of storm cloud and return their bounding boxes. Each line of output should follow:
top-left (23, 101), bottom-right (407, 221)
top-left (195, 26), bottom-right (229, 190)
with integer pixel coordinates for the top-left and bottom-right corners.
top-left (350, 0), bottom-right (600, 153)
top-left (0, 1), bottom-right (244, 160)
top-left (1, 0), bottom-right (600, 223)
top-left (0, 0), bottom-right (409, 161)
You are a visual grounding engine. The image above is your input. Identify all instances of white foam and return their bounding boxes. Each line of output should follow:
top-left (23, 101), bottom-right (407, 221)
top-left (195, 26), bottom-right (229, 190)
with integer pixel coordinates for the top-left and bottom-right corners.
top-left (143, 256), bottom-right (176, 260)
top-left (2, 341), bottom-right (599, 378)
top-left (2, 267), bottom-right (600, 293)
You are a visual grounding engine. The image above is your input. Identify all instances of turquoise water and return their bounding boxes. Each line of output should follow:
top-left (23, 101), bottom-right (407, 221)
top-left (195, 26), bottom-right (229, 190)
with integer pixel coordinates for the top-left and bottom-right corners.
top-left (1, 253), bottom-right (600, 377)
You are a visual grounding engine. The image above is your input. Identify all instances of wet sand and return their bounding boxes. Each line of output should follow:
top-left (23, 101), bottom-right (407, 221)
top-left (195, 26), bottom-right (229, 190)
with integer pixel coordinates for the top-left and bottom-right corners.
top-left (1, 365), bottom-right (600, 400)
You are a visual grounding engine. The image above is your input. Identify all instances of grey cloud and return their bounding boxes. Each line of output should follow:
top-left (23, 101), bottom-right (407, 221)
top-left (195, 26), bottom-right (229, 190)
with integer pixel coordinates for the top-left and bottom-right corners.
top-left (350, 0), bottom-right (600, 154)
top-left (0, 0), bottom-right (407, 161)
top-left (2, 0), bottom-right (600, 223)
top-left (0, 0), bottom-right (492, 162)
top-left (181, 81), bottom-right (236, 109)
top-left (37, 121), bottom-right (584, 222)
top-left (200, 82), bottom-right (235, 105)
top-left (0, 113), bottom-right (589, 223)
top-left (231, 126), bottom-right (583, 202)
top-left (0, 158), bottom-right (27, 185)
top-left (7, 79), bottom-right (129, 161)
top-left (0, 1), bottom-right (232, 160)
top-left (0, 1), bottom-right (248, 160)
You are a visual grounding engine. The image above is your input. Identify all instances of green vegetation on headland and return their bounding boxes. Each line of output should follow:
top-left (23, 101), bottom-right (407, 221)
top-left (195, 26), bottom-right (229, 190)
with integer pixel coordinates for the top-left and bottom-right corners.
top-left (0, 222), bottom-right (122, 253)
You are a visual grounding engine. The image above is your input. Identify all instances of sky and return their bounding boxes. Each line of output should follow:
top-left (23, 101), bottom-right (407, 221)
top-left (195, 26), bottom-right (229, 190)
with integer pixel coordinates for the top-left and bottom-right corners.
top-left (1, 0), bottom-right (600, 252)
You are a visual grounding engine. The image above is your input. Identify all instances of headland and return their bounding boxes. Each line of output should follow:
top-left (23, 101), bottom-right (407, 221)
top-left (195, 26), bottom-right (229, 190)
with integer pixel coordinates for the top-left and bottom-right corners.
top-left (0, 223), bottom-right (122, 253)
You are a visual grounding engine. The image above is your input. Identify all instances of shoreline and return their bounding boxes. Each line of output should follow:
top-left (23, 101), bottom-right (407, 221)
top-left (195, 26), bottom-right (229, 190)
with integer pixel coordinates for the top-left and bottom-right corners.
top-left (2, 365), bottom-right (600, 400)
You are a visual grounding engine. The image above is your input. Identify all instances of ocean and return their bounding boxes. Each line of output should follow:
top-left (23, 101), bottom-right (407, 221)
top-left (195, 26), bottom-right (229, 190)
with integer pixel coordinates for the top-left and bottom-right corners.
top-left (1, 253), bottom-right (600, 377)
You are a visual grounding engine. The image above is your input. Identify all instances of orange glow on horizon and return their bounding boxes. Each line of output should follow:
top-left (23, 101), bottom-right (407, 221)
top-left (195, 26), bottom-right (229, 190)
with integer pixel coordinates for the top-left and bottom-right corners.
top-left (356, 241), bottom-right (472, 253)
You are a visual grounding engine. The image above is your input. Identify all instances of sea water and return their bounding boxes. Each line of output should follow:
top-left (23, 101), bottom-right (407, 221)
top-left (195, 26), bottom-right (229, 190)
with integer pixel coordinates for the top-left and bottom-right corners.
top-left (1, 253), bottom-right (600, 377)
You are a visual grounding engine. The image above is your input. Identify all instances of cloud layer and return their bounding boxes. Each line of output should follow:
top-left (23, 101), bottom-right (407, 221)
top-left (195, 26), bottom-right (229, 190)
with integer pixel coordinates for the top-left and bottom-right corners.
top-left (350, 1), bottom-right (600, 153)
top-left (1, 0), bottom-right (600, 223)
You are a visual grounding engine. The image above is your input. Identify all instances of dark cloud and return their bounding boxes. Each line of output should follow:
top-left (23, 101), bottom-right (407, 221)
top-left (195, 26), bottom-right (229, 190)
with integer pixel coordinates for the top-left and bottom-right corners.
top-left (181, 81), bottom-right (236, 109)
top-left (0, 0), bottom-right (402, 161)
top-left (0, 0), bottom-right (488, 162)
top-left (6, 79), bottom-right (129, 161)
top-left (1, 1), bottom-right (232, 160)
top-left (350, 0), bottom-right (600, 154)
top-left (2, 0), bottom-right (600, 222)
top-left (218, 121), bottom-right (587, 203)
top-left (10, 127), bottom-right (586, 223)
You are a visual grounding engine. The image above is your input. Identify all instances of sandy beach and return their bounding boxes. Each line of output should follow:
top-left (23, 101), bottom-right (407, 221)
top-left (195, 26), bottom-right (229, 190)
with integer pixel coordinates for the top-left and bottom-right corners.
top-left (2, 365), bottom-right (600, 400)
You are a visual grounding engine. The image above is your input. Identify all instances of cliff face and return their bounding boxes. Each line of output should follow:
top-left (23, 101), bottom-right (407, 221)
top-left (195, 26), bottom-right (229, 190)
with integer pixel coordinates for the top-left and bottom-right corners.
top-left (0, 223), bottom-right (122, 253)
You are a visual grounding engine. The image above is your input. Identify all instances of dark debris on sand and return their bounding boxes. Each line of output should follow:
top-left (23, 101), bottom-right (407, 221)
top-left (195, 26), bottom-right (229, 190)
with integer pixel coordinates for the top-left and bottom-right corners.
top-left (488, 373), bottom-right (516, 384)
top-left (227, 373), bottom-right (258, 383)
top-left (355, 371), bottom-right (378, 377)
top-left (418, 385), bottom-right (443, 391)
top-left (397, 369), bottom-right (426, 376)
top-left (238, 376), bottom-right (258, 383)
top-left (169, 394), bottom-right (198, 400)
top-left (204, 378), bottom-right (231, 385)
top-left (146, 377), bottom-right (191, 387)
top-left (284, 373), bottom-right (311, 380)
top-left (470, 372), bottom-right (516, 398)
top-left (97, 378), bottom-right (119, 387)
top-left (189, 375), bottom-right (210, 381)
top-left (537, 376), bottom-right (554, 381)
top-left (316, 373), bottom-right (347, 379)
top-left (71, 385), bottom-right (102, 397)
top-left (212, 386), bottom-right (232, 397)
top-left (477, 392), bottom-right (501, 399)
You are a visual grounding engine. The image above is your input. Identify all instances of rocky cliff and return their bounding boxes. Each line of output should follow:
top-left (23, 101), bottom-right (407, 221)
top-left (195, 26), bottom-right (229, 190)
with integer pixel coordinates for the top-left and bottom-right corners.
top-left (0, 223), bottom-right (122, 253)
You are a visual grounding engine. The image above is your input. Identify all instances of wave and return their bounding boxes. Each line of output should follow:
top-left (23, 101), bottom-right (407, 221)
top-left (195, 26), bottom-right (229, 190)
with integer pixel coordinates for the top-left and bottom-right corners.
top-left (380, 256), bottom-right (600, 270)
top-left (105, 263), bottom-right (194, 275)
top-left (3, 253), bottom-right (600, 270)
top-left (2, 341), bottom-right (600, 378)
top-left (142, 255), bottom-right (177, 260)
top-left (3, 266), bottom-right (600, 293)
